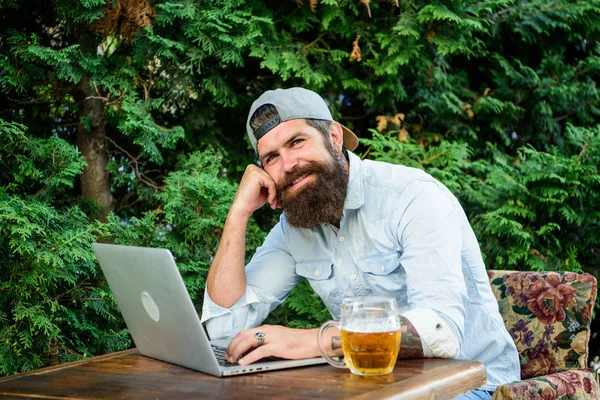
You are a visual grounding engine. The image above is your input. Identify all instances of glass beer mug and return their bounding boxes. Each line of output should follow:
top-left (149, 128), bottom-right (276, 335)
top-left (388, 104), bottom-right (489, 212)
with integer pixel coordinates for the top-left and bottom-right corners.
top-left (317, 296), bottom-right (401, 376)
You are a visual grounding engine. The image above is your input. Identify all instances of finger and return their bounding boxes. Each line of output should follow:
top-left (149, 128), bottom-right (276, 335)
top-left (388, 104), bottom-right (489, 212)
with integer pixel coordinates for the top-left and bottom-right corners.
top-left (238, 344), bottom-right (275, 366)
top-left (264, 179), bottom-right (278, 209)
top-left (224, 332), bottom-right (245, 362)
top-left (226, 331), bottom-right (258, 362)
top-left (225, 339), bottom-right (248, 363)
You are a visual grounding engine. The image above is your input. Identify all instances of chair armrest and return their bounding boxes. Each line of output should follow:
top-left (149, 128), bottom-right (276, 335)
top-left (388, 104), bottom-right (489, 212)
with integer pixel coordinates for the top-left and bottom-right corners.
top-left (492, 369), bottom-right (599, 400)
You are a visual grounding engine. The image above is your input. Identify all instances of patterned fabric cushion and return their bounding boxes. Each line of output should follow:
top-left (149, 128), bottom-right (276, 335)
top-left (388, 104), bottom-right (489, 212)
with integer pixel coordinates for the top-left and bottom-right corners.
top-left (488, 271), bottom-right (597, 380)
top-left (492, 369), bottom-right (600, 400)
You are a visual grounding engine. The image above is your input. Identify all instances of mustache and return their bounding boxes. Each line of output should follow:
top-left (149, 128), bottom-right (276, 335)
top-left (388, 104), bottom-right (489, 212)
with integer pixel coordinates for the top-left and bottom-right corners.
top-left (276, 162), bottom-right (329, 193)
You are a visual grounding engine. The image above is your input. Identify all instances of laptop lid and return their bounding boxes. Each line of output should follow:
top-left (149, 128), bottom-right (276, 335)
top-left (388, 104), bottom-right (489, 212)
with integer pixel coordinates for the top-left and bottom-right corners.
top-left (92, 243), bottom-right (326, 377)
top-left (93, 243), bottom-right (223, 376)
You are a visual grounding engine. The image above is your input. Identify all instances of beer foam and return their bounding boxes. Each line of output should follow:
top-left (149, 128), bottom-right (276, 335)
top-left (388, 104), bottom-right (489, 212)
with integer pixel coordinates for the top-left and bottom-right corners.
top-left (341, 316), bottom-right (400, 333)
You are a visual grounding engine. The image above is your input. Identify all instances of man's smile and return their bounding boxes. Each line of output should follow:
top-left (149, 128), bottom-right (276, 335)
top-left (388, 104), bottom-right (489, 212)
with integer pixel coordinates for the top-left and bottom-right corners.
top-left (287, 174), bottom-right (313, 190)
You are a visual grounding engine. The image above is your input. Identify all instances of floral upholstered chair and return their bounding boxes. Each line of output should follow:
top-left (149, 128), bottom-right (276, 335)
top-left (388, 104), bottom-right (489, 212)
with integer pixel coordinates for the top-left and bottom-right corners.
top-left (488, 270), bottom-right (599, 400)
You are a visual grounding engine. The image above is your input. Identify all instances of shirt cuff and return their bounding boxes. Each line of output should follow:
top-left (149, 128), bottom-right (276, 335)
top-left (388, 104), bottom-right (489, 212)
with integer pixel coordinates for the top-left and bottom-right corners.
top-left (402, 308), bottom-right (459, 358)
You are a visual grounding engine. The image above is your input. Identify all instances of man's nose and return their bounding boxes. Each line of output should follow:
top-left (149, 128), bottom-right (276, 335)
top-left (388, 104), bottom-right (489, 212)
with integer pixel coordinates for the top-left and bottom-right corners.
top-left (281, 152), bottom-right (299, 173)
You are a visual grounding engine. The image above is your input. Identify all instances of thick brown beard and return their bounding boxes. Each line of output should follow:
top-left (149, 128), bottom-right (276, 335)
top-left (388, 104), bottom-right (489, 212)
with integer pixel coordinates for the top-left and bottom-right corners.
top-left (276, 151), bottom-right (348, 230)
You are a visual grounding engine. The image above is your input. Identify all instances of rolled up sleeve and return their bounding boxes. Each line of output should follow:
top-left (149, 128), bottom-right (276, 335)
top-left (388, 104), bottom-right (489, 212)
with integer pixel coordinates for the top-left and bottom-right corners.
top-left (201, 285), bottom-right (283, 340)
top-left (402, 308), bottom-right (459, 358)
top-left (200, 220), bottom-right (302, 340)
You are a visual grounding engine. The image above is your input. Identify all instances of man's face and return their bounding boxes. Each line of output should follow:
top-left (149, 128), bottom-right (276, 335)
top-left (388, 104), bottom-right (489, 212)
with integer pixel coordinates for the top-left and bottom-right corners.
top-left (256, 119), bottom-right (349, 229)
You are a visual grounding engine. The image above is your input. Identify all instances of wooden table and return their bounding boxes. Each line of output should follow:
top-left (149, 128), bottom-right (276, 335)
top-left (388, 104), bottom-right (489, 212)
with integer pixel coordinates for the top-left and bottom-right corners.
top-left (0, 349), bottom-right (486, 399)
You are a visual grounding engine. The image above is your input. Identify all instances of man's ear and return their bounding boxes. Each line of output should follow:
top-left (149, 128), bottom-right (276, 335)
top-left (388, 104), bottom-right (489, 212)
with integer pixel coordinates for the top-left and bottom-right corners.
top-left (329, 122), bottom-right (344, 152)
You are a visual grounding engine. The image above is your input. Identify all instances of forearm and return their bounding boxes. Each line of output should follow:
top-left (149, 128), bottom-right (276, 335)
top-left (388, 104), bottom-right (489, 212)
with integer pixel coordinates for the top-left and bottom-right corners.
top-left (206, 206), bottom-right (251, 308)
top-left (321, 327), bottom-right (344, 358)
top-left (305, 328), bottom-right (325, 358)
top-left (398, 315), bottom-right (425, 359)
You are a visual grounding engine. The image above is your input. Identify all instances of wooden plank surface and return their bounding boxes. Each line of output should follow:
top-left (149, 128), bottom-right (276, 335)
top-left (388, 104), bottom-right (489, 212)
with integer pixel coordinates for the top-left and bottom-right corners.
top-left (0, 350), bottom-right (486, 400)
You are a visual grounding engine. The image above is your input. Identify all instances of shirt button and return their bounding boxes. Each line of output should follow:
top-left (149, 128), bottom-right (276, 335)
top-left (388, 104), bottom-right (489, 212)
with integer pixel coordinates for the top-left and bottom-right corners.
top-left (350, 274), bottom-right (357, 280)
top-left (314, 270), bottom-right (320, 277)
top-left (339, 236), bottom-right (345, 242)
top-left (381, 266), bottom-right (385, 272)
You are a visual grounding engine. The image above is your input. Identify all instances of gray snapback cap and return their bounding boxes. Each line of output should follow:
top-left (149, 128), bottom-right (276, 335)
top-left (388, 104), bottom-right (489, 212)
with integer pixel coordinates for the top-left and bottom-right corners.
top-left (246, 87), bottom-right (359, 153)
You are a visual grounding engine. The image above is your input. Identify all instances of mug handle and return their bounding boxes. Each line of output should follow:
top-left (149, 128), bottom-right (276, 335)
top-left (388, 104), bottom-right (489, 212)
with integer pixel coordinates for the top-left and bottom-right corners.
top-left (317, 320), bottom-right (346, 369)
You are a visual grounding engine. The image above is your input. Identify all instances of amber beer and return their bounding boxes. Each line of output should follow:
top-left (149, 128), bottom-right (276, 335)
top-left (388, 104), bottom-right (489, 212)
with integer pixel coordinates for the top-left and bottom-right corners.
top-left (341, 318), bottom-right (401, 376)
top-left (317, 297), bottom-right (402, 377)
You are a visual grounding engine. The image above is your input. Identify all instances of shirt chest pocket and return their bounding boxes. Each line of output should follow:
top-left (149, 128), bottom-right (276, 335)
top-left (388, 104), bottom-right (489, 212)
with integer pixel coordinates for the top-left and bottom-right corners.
top-left (295, 260), bottom-right (333, 281)
top-left (295, 261), bottom-right (336, 305)
top-left (357, 252), bottom-right (406, 294)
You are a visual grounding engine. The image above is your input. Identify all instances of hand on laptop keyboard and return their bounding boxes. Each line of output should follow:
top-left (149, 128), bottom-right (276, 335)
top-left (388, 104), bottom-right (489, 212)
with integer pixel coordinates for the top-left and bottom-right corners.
top-left (211, 345), bottom-right (285, 367)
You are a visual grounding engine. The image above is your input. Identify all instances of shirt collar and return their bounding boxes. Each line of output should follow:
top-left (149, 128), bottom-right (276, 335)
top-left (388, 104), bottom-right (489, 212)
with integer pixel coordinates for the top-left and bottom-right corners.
top-left (343, 151), bottom-right (365, 210)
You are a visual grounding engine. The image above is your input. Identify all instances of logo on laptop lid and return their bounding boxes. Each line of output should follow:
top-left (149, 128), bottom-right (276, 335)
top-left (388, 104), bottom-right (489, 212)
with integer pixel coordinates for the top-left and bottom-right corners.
top-left (141, 291), bottom-right (160, 322)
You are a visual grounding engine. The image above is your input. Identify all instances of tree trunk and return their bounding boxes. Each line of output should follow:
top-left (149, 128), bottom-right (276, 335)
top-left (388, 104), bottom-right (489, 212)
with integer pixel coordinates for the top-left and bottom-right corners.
top-left (73, 77), bottom-right (113, 222)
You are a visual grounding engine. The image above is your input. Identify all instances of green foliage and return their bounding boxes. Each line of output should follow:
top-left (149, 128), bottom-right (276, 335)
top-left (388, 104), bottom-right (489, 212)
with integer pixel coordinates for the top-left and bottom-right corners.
top-left (265, 280), bottom-right (331, 329)
top-left (117, 95), bottom-right (185, 165)
top-left (473, 124), bottom-right (600, 272)
top-left (0, 119), bottom-right (129, 375)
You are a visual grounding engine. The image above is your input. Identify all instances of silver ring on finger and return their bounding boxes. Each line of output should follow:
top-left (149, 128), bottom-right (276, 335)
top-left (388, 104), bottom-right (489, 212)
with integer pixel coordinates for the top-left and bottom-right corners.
top-left (255, 332), bottom-right (266, 346)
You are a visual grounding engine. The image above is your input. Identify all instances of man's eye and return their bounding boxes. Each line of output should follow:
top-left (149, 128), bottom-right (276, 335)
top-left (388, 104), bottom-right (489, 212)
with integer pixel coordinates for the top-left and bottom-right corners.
top-left (265, 154), bottom-right (277, 164)
top-left (292, 139), bottom-right (303, 146)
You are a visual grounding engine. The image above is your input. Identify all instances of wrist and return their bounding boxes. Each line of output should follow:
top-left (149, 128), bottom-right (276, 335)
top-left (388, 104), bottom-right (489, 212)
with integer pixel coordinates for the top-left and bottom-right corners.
top-left (309, 328), bottom-right (322, 358)
top-left (228, 203), bottom-right (253, 222)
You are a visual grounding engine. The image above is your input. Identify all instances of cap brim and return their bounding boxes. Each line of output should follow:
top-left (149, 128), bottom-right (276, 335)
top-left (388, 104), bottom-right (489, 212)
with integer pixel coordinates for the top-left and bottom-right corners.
top-left (341, 125), bottom-right (359, 151)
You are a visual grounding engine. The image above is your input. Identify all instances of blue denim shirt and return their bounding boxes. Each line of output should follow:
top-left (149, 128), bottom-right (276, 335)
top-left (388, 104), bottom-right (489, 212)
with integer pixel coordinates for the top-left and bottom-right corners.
top-left (202, 151), bottom-right (520, 390)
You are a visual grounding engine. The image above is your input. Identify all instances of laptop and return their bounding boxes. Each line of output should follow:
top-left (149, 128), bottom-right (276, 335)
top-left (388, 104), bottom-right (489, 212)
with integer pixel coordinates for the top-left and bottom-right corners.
top-left (92, 243), bottom-right (326, 377)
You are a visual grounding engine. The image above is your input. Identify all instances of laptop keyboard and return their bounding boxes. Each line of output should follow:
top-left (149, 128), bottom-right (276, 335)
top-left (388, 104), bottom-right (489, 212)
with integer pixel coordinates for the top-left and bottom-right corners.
top-left (211, 345), bottom-right (238, 367)
top-left (211, 344), bottom-right (287, 367)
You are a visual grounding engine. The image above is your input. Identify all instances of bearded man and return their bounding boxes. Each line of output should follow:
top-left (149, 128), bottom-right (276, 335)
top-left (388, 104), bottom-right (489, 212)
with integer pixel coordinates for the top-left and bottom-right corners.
top-left (201, 88), bottom-right (520, 399)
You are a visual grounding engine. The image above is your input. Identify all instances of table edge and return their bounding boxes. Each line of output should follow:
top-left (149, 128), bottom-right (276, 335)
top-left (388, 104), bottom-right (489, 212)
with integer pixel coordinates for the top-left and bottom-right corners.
top-left (0, 349), bottom-right (139, 384)
top-left (0, 352), bottom-right (486, 400)
top-left (350, 359), bottom-right (487, 400)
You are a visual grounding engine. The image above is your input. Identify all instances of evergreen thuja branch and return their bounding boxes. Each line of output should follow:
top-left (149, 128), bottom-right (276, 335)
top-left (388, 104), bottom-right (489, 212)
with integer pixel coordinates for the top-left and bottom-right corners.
top-left (51, 280), bottom-right (91, 302)
top-left (104, 135), bottom-right (160, 190)
top-left (576, 139), bottom-right (590, 164)
top-left (5, 96), bottom-right (50, 106)
top-left (360, 145), bottom-right (373, 160)
top-left (553, 100), bottom-right (600, 123)
top-left (60, 344), bottom-right (83, 358)
top-left (35, 181), bottom-right (53, 198)
top-left (116, 190), bottom-right (144, 213)
top-left (420, 148), bottom-right (452, 165)
top-left (52, 226), bottom-right (95, 251)
top-left (491, 0), bottom-right (563, 21)
top-left (85, 82), bottom-right (128, 111)
top-left (0, 139), bottom-right (28, 153)
top-left (302, 32), bottom-right (327, 51)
